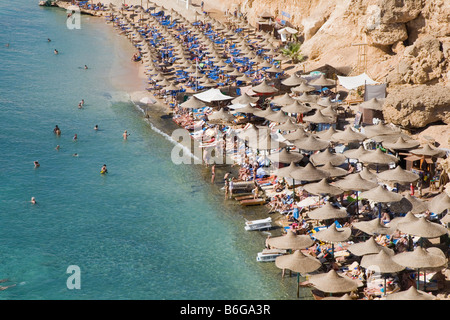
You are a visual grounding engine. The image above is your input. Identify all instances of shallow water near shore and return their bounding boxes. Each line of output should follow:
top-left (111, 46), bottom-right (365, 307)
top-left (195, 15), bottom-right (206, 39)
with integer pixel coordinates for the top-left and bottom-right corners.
top-left (0, 1), bottom-right (311, 299)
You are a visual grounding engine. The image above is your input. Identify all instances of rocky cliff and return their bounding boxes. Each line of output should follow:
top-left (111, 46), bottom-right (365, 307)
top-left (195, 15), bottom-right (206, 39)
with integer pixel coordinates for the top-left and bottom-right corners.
top-left (211, 0), bottom-right (450, 129)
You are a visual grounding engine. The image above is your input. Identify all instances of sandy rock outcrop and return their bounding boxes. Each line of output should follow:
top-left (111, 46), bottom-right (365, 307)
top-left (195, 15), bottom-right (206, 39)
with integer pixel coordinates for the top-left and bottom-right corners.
top-left (387, 35), bottom-right (447, 85)
top-left (383, 85), bottom-right (450, 128)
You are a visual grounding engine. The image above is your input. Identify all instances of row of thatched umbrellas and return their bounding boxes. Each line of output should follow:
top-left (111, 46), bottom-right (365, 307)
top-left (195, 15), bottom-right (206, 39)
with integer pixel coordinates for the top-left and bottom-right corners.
top-left (268, 209), bottom-right (449, 299)
top-left (239, 92), bottom-right (450, 300)
top-left (178, 41), bottom-right (450, 300)
top-left (107, 1), bottom-right (450, 301)
top-left (263, 137), bottom-right (450, 299)
top-left (107, 1), bottom-right (308, 96)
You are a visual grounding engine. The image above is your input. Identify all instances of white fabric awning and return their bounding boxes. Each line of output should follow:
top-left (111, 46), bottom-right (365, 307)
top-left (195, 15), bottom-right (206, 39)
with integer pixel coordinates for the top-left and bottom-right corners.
top-left (278, 27), bottom-right (298, 35)
top-left (337, 73), bottom-right (378, 90)
top-left (193, 88), bottom-right (233, 102)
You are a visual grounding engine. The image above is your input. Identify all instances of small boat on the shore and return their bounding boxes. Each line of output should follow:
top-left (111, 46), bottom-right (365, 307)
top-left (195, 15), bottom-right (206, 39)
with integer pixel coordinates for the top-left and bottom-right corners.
top-left (244, 217), bottom-right (272, 231)
top-left (240, 198), bottom-right (266, 206)
top-left (256, 248), bottom-right (287, 262)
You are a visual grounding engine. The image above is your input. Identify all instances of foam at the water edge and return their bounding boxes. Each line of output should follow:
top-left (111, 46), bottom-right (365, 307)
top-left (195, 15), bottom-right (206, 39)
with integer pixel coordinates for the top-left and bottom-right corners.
top-left (105, 90), bottom-right (132, 103)
top-left (129, 98), bottom-right (202, 163)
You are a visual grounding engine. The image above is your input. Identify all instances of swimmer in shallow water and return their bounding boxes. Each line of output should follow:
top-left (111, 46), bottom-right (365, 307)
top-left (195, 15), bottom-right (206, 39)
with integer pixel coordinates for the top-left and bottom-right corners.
top-left (55, 145), bottom-right (60, 150)
top-left (101, 164), bottom-right (108, 174)
top-left (72, 153), bottom-right (78, 157)
top-left (34, 161), bottom-right (40, 168)
top-left (30, 197), bottom-right (36, 204)
top-left (53, 125), bottom-right (61, 135)
top-left (54, 49), bottom-right (58, 54)
top-left (123, 130), bottom-right (130, 140)
top-left (73, 134), bottom-right (77, 141)
top-left (94, 125), bottom-right (98, 131)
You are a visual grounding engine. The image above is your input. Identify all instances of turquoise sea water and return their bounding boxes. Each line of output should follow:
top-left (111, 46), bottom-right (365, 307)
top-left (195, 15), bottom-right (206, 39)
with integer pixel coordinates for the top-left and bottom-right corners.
top-left (0, 1), bottom-right (309, 300)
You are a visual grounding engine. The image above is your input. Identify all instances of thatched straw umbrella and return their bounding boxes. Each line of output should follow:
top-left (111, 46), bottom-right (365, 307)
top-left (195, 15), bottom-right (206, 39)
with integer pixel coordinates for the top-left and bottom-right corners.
top-left (392, 246), bottom-right (447, 290)
top-left (334, 173), bottom-right (378, 215)
top-left (252, 80), bottom-right (279, 94)
top-left (312, 224), bottom-right (352, 258)
top-left (359, 185), bottom-right (403, 219)
top-left (319, 161), bottom-right (349, 178)
top-left (428, 192), bottom-right (450, 215)
top-left (281, 73), bottom-right (306, 87)
top-left (352, 217), bottom-right (396, 236)
top-left (275, 250), bottom-right (321, 297)
top-left (290, 163), bottom-right (330, 184)
top-left (331, 126), bottom-right (366, 144)
top-left (273, 118), bottom-right (300, 132)
top-left (283, 127), bottom-right (309, 141)
top-left (281, 100), bottom-right (313, 115)
top-left (360, 250), bottom-right (405, 296)
top-left (267, 231), bottom-right (314, 250)
top-left (293, 135), bottom-right (330, 152)
top-left (307, 201), bottom-right (348, 220)
top-left (308, 269), bottom-right (359, 295)
top-left (382, 136), bottom-right (420, 151)
top-left (385, 286), bottom-right (436, 300)
top-left (377, 165), bottom-right (420, 192)
top-left (271, 93), bottom-right (296, 107)
top-left (310, 149), bottom-right (346, 167)
top-left (268, 150), bottom-right (303, 164)
top-left (347, 236), bottom-right (395, 257)
top-left (359, 148), bottom-right (399, 172)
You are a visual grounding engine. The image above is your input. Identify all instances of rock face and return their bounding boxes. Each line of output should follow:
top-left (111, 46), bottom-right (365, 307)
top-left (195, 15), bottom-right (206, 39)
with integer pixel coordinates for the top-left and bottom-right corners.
top-left (387, 35), bottom-right (447, 85)
top-left (221, 0), bottom-right (449, 86)
top-left (212, 0), bottom-right (449, 130)
top-left (383, 85), bottom-right (450, 128)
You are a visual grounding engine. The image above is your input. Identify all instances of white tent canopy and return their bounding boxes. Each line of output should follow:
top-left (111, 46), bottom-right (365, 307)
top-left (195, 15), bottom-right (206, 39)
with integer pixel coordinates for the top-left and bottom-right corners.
top-left (193, 88), bottom-right (234, 102)
top-left (278, 27), bottom-right (298, 35)
top-left (337, 73), bottom-right (378, 90)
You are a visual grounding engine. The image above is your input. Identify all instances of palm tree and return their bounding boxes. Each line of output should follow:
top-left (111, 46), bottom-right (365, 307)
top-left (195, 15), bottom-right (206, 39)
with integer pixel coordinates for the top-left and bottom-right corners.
top-left (281, 42), bottom-right (304, 64)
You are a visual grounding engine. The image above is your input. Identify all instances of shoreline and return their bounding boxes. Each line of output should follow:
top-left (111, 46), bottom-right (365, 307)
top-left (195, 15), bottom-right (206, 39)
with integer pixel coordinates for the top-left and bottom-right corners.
top-left (49, 0), bottom-right (450, 301)
top-left (65, 0), bottom-right (291, 230)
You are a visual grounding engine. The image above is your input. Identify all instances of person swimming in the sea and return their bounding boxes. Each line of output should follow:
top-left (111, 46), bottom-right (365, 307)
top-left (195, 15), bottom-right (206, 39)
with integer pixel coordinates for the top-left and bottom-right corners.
top-left (53, 125), bottom-right (61, 135)
top-left (101, 164), bottom-right (108, 174)
top-left (34, 161), bottom-right (40, 168)
top-left (30, 197), bottom-right (36, 205)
